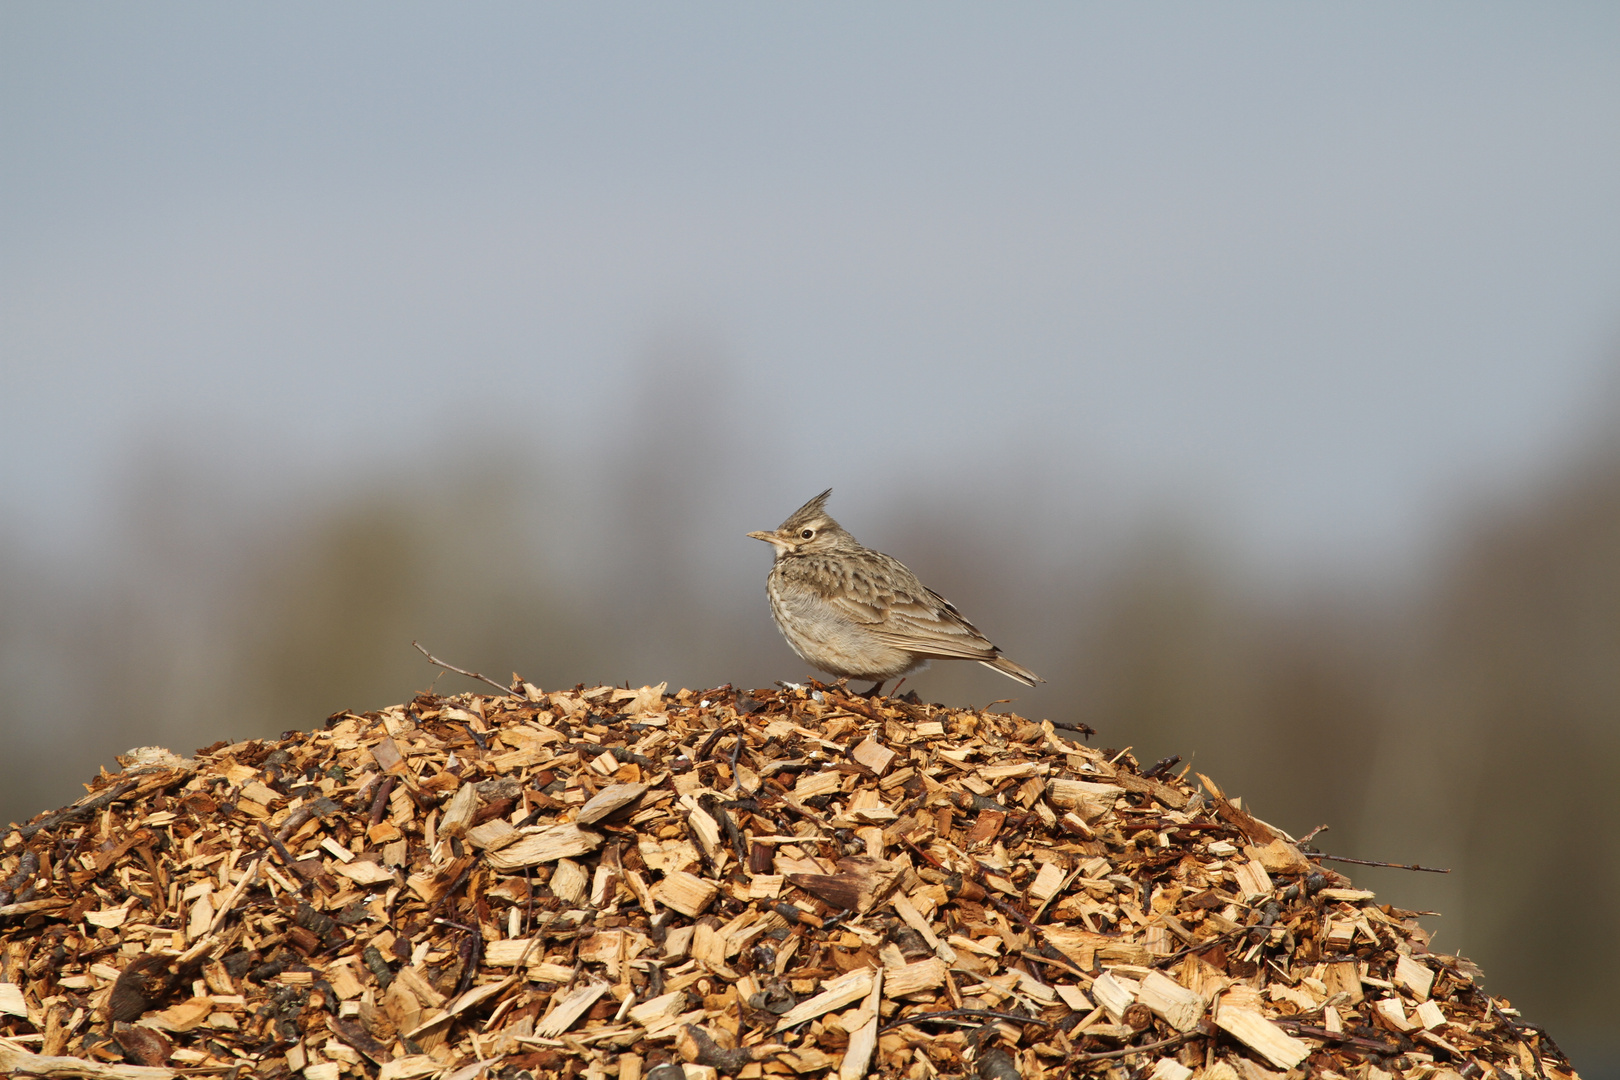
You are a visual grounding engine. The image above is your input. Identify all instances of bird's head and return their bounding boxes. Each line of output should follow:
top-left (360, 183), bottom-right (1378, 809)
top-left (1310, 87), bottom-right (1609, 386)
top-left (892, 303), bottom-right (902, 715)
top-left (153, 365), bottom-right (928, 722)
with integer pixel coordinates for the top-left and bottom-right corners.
top-left (747, 488), bottom-right (861, 557)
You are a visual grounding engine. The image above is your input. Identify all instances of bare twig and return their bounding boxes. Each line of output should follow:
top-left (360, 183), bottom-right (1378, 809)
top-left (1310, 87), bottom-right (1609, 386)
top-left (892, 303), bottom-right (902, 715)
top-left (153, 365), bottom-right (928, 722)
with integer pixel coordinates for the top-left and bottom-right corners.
top-left (18, 779), bottom-right (140, 840)
top-left (412, 641), bottom-right (516, 697)
top-left (1017, 949), bottom-right (1092, 983)
top-left (1474, 985), bottom-right (1551, 1080)
top-left (274, 804), bottom-right (320, 844)
top-left (179, 855), bottom-right (264, 964)
top-left (879, 1009), bottom-right (1051, 1034)
top-left (256, 821), bottom-right (317, 892)
top-left (1308, 852), bottom-right (1451, 874)
top-left (1141, 754), bottom-right (1181, 780)
top-left (1159, 927), bottom-right (1248, 963)
top-left (367, 775), bottom-right (398, 827)
top-left (1061, 1030), bottom-right (1202, 1065)
top-left (1299, 823), bottom-right (1330, 844)
top-left (1273, 1017), bottom-right (1401, 1054)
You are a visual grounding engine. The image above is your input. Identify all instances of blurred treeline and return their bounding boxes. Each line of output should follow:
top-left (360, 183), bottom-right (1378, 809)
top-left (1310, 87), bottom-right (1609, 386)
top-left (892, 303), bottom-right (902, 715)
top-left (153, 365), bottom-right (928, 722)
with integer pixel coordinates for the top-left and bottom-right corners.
top-left (2, 396), bottom-right (1618, 1066)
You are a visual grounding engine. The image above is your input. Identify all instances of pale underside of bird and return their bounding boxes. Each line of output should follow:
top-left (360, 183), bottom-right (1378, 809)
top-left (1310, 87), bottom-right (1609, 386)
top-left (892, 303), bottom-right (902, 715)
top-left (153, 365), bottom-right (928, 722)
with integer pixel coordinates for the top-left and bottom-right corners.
top-left (747, 489), bottom-right (1042, 691)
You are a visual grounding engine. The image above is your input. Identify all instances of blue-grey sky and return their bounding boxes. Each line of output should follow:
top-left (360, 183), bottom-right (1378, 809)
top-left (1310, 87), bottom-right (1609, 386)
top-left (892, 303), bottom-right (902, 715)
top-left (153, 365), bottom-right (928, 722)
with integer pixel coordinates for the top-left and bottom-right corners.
top-left (5, 3), bottom-right (1620, 573)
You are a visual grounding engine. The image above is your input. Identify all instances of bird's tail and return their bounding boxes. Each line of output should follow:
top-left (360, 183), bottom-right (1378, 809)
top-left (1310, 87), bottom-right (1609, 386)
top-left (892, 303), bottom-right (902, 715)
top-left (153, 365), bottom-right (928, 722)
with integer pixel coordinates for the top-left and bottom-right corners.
top-left (980, 653), bottom-right (1043, 687)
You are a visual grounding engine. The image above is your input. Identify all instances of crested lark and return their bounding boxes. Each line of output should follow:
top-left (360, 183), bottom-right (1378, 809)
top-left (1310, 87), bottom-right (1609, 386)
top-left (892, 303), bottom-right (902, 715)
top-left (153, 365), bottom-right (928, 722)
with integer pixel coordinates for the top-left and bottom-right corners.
top-left (747, 489), bottom-right (1042, 691)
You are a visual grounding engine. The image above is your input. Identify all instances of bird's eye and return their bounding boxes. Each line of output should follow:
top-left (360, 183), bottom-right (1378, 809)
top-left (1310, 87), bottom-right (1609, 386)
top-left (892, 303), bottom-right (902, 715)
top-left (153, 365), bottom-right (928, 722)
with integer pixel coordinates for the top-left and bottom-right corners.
top-left (800, 528), bottom-right (815, 540)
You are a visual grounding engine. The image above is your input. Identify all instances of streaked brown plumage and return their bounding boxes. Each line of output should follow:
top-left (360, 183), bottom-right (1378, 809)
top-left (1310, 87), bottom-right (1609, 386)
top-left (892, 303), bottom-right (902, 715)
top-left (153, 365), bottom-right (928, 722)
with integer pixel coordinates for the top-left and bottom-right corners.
top-left (747, 489), bottom-right (1042, 690)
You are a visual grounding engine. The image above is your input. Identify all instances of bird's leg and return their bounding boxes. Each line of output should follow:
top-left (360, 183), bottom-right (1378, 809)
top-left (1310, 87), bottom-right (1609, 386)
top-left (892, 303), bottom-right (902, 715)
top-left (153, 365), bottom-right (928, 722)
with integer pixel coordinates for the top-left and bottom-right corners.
top-left (860, 681), bottom-right (886, 698)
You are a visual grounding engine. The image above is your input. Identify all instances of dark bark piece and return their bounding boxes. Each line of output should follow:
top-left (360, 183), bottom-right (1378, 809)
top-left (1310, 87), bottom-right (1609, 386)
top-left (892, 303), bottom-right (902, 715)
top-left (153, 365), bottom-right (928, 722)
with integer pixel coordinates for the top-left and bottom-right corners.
top-left (679, 1024), bottom-right (756, 1074)
top-left (112, 1022), bottom-right (173, 1067)
top-left (976, 1048), bottom-right (1022, 1080)
top-left (328, 1015), bottom-right (395, 1064)
top-left (108, 953), bottom-right (192, 1023)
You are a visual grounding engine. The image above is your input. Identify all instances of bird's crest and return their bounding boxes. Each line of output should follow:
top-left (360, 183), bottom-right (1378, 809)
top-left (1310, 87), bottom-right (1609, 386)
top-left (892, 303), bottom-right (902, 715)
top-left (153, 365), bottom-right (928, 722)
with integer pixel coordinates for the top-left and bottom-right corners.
top-left (780, 488), bottom-right (835, 532)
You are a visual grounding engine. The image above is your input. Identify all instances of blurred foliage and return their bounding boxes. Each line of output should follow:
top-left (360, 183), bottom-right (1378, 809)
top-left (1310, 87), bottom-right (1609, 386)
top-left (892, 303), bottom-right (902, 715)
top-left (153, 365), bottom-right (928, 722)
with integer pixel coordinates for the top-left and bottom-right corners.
top-left (1, 438), bottom-right (1618, 1068)
top-left (241, 469), bottom-right (611, 728)
top-left (1394, 458), bottom-right (1620, 1038)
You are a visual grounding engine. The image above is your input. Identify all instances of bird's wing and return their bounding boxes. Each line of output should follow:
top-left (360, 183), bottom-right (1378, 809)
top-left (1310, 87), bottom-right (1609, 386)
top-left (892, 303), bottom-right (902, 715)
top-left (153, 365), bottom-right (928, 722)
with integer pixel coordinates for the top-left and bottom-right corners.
top-left (867, 588), bottom-right (1004, 661)
top-left (820, 555), bottom-right (1003, 662)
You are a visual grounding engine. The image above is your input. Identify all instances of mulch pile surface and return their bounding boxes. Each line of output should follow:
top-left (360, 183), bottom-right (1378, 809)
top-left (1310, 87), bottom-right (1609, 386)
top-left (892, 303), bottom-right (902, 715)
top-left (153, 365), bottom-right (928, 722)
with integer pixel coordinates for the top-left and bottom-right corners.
top-left (0, 681), bottom-right (1580, 1080)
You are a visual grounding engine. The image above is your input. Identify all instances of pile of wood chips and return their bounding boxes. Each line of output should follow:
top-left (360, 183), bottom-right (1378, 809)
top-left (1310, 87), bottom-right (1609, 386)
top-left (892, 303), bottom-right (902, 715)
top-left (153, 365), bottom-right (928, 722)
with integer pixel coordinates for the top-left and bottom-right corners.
top-left (0, 681), bottom-right (1581, 1080)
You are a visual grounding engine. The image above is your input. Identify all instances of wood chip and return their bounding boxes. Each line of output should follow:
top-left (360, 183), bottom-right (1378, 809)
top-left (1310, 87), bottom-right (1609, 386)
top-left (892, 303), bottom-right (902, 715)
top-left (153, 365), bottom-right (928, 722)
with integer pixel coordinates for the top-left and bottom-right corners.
top-left (485, 823), bottom-right (604, 868)
top-left (1214, 1003), bottom-right (1311, 1070)
top-left (655, 870), bottom-right (719, 917)
top-left (0, 1043), bottom-right (176, 1080)
top-left (793, 771), bottom-right (843, 800)
top-left (1394, 953), bottom-right (1435, 1001)
top-left (464, 817), bottom-right (520, 850)
top-left (881, 958), bottom-right (947, 997)
top-left (850, 737), bottom-right (895, 776)
top-left (1150, 1060), bottom-right (1195, 1080)
top-left (577, 782), bottom-right (648, 825)
top-left (1026, 861), bottom-right (1066, 902)
top-left (1138, 970), bottom-right (1206, 1032)
top-left (774, 969), bottom-right (876, 1032)
top-left (1091, 971), bottom-right (1138, 1021)
top-left (537, 982), bottom-right (611, 1037)
top-left (836, 965), bottom-right (881, 1080)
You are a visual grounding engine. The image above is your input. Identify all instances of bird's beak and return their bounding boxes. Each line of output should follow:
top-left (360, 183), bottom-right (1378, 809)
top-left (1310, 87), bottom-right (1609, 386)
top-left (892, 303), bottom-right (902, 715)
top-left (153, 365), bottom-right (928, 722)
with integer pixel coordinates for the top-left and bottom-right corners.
top-left (748, 530), bottom-right (791, 555)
